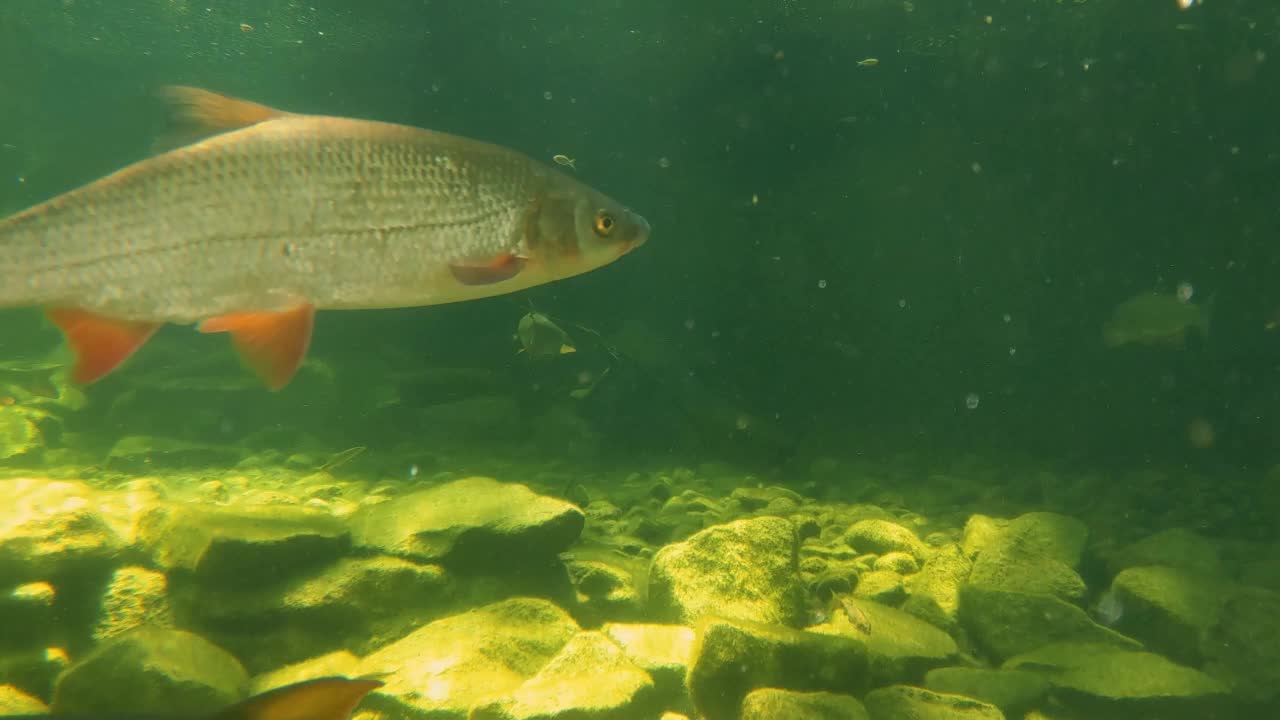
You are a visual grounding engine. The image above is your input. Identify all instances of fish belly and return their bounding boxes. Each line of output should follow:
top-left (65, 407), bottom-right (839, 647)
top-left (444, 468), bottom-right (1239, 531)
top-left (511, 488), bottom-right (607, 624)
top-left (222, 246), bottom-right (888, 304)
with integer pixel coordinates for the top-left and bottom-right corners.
top-left (0, 117), bottom-right (540, 323)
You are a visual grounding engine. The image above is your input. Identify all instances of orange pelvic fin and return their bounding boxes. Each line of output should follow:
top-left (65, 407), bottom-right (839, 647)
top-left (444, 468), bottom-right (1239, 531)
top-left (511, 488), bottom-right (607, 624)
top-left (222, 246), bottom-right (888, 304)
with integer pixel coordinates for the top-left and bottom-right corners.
top-left (45, 308), bottom-right (162, 384)
top-left (449, 253), bottom-right (527, 286)
top-left (211, 676), bottom-right (383, 720)
top-left (198, 304), bottom-right (316, 391)
top-left (159, 85), bottom-right (288, 136)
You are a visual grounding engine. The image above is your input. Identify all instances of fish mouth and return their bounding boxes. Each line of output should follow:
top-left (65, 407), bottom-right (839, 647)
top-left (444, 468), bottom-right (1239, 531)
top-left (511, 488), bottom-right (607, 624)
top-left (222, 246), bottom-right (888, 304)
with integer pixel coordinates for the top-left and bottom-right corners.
top-left (629, 213), bottom-right (652, 250)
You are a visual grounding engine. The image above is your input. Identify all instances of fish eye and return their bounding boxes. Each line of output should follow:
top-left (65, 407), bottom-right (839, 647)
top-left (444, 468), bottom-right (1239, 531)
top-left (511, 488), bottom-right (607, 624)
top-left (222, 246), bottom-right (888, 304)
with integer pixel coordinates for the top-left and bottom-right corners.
top-left (593, 210), bottom-right (616, 237)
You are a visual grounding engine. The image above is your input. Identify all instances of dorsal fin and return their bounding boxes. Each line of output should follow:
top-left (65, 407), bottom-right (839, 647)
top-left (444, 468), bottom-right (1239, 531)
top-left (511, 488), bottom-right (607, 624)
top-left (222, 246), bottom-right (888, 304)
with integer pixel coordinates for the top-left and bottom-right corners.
top-left (161, 86), bottom-right (287, 131)
top-left (155, 86), bottom-right (289, 150)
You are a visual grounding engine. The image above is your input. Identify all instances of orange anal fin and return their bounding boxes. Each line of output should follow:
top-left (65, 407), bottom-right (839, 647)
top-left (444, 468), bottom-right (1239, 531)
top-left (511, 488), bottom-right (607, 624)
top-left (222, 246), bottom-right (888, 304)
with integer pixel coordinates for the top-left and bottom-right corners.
top-left (449, 253), bottom-right (526, 286)
top-left (45, 308), bottom-right (161, 384)
top-left (159, 85), bottom-right (287, 135)
top-left (198, 305), bottom-right (315, 391)
top-left (211, 676), bottom-right (383, 720)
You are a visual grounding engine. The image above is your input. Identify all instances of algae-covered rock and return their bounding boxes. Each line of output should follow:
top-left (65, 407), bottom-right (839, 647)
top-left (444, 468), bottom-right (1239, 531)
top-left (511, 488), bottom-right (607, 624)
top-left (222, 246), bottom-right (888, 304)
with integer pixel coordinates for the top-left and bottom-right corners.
top-left (1107, 527), bottom-right (1222, 576)
top-left (686, 616), bottom-right (869, 720)
top-left (923, 667), bottom-right (1049, 717)
top-left (1004, 642), bottom-right (1231, 718)
top-left (855, 569), bottom-right (907, 604)
top-left (810, 599), bottom-right (958, 686)
top-left (51, 627), bottom-right (248, 714)
top-left (958, 584), bottom-right (1139, 660)
top-left (1109, 564), bottom-right (1230, 666)
top-left (960, 515), bottom-right (1006, 560)
top-left (602, 623), bottom-right (695, 713)
top-left (248, 650), bottom-right (361, 693)
top-left (93, 566), bottom-right (173, 642)
top-left (863, 685), bottom-right (1005, 720)
top-left (0, 582), bottom-right (57, 648)
top-left (351, 477), bottom-right (584, 568)
top-left (874, 551), bottom-right (920, 575)
top-left (649, 516), bottom-right (805, 627)
top-left (967, 547), bottom-right (1086, 604)
top-left (634, 491), bottom-right (729, 545)
top-left (179, 555), bottom-right (452, 671)
top-left (138, 502), bottom-right (349, 586)
top-left (1201, 587), bottom-right (1280, 703)
top-left (903, 544), bottom-right (971, 631)
top-left (471, 631), bottom-right (655, 720)
top-left (845, 519), bottom-right (930, 563)
top-left (565, 558), bottom-right (642, 624)
top-left (740, 688), bottom-right (870, 720)
top-left (0, 684), bottom-right (48, 714)
top-left (964, 512), bottom-right (1088, 604)
top-left (0, 479), bottom-right (128, 584)
top-left (358, 598), bottom-right (580, 718)
top-left (998, 512), bottom-right (1088, 568)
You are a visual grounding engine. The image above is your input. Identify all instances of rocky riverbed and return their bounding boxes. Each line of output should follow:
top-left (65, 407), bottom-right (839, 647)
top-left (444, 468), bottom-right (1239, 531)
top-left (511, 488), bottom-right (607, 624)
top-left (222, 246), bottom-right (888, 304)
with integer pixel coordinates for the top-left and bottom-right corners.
top-left (2, 450), bottom-right (1279, 720)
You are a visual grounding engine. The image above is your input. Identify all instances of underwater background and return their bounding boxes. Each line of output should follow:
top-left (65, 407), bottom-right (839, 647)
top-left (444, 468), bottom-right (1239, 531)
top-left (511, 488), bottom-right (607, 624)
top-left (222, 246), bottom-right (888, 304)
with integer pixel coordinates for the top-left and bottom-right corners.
top-left (1, 1), bottom-right (1279, 719)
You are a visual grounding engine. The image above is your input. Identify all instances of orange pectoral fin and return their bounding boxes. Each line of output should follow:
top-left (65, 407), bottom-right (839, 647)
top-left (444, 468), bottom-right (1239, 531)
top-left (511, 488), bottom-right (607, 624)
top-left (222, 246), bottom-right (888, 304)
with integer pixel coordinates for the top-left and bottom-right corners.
top-left (45, 308), bottom-right (162, 384)
top-left (198, 305), bottom-right (315, 391)
top-left (449, 253), bottom-right (527, 286)
top-left (211, 676), bottom-right (383, 720)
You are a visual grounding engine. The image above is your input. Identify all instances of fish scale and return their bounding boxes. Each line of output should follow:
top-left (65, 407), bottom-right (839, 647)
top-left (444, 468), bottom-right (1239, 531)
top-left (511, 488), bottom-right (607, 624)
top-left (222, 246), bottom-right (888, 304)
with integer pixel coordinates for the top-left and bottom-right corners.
top-left (0, 86), bottom-right (649, 389)
top-left (6, 119), bottom-right (535, 319)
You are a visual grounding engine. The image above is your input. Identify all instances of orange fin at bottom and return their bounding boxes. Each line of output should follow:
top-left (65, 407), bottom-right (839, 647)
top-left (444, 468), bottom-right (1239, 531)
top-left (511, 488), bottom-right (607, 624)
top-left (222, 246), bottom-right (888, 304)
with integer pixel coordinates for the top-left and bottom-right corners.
top-left (211, 676), bottom-right (383, 720)
top-left (45, 308), bottom-right (162, 384)
top-left (198, 305), bottom-right (316, 391)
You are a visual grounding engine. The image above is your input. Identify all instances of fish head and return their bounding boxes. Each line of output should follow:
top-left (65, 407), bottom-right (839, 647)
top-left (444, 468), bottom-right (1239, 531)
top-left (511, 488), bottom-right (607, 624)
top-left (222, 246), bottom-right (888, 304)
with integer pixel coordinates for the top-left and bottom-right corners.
top-left (525, 183), bottom-right (650, 278)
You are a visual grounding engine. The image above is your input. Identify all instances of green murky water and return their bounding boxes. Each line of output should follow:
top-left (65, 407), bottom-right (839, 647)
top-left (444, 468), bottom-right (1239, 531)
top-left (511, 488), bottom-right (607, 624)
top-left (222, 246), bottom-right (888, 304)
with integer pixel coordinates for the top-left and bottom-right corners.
top-left (1, 2), bottom-right (1277, 719)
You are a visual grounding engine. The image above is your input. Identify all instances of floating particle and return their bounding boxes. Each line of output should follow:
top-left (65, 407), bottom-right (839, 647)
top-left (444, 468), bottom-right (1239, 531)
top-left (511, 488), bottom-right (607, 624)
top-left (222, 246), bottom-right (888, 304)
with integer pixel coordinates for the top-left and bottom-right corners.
top-left (965, 393), bottom-right (980, 409)
top-left (970, 162), bottom-right (983, 174)
top-left (1008, 346), bottom-right (1017, 356)
top-left (1002, 313), bottom-right (1012, 323)
top-left (1176, 282), bottom-right (1194, 303)
top-left (240, 23), bottom-right (253, 33)
top-left (818, 279), bottom-right (827, 289)
top-left (751, 193), bottom-right (759, 206)
top-left (657, 156), bottom-right (671, 169)
top-left (857, 58), bottom-right (879, 67)
top-left (684, 318), bottom-right (696, 330)
top-left (543, 90), bottom-right (553, 100)
top-left (408, 464), bottom-right (420, 478)
top-left (1188, 417), bottom-right (1215, 449)
top-left (898, 298), bottom-right (907, 309)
